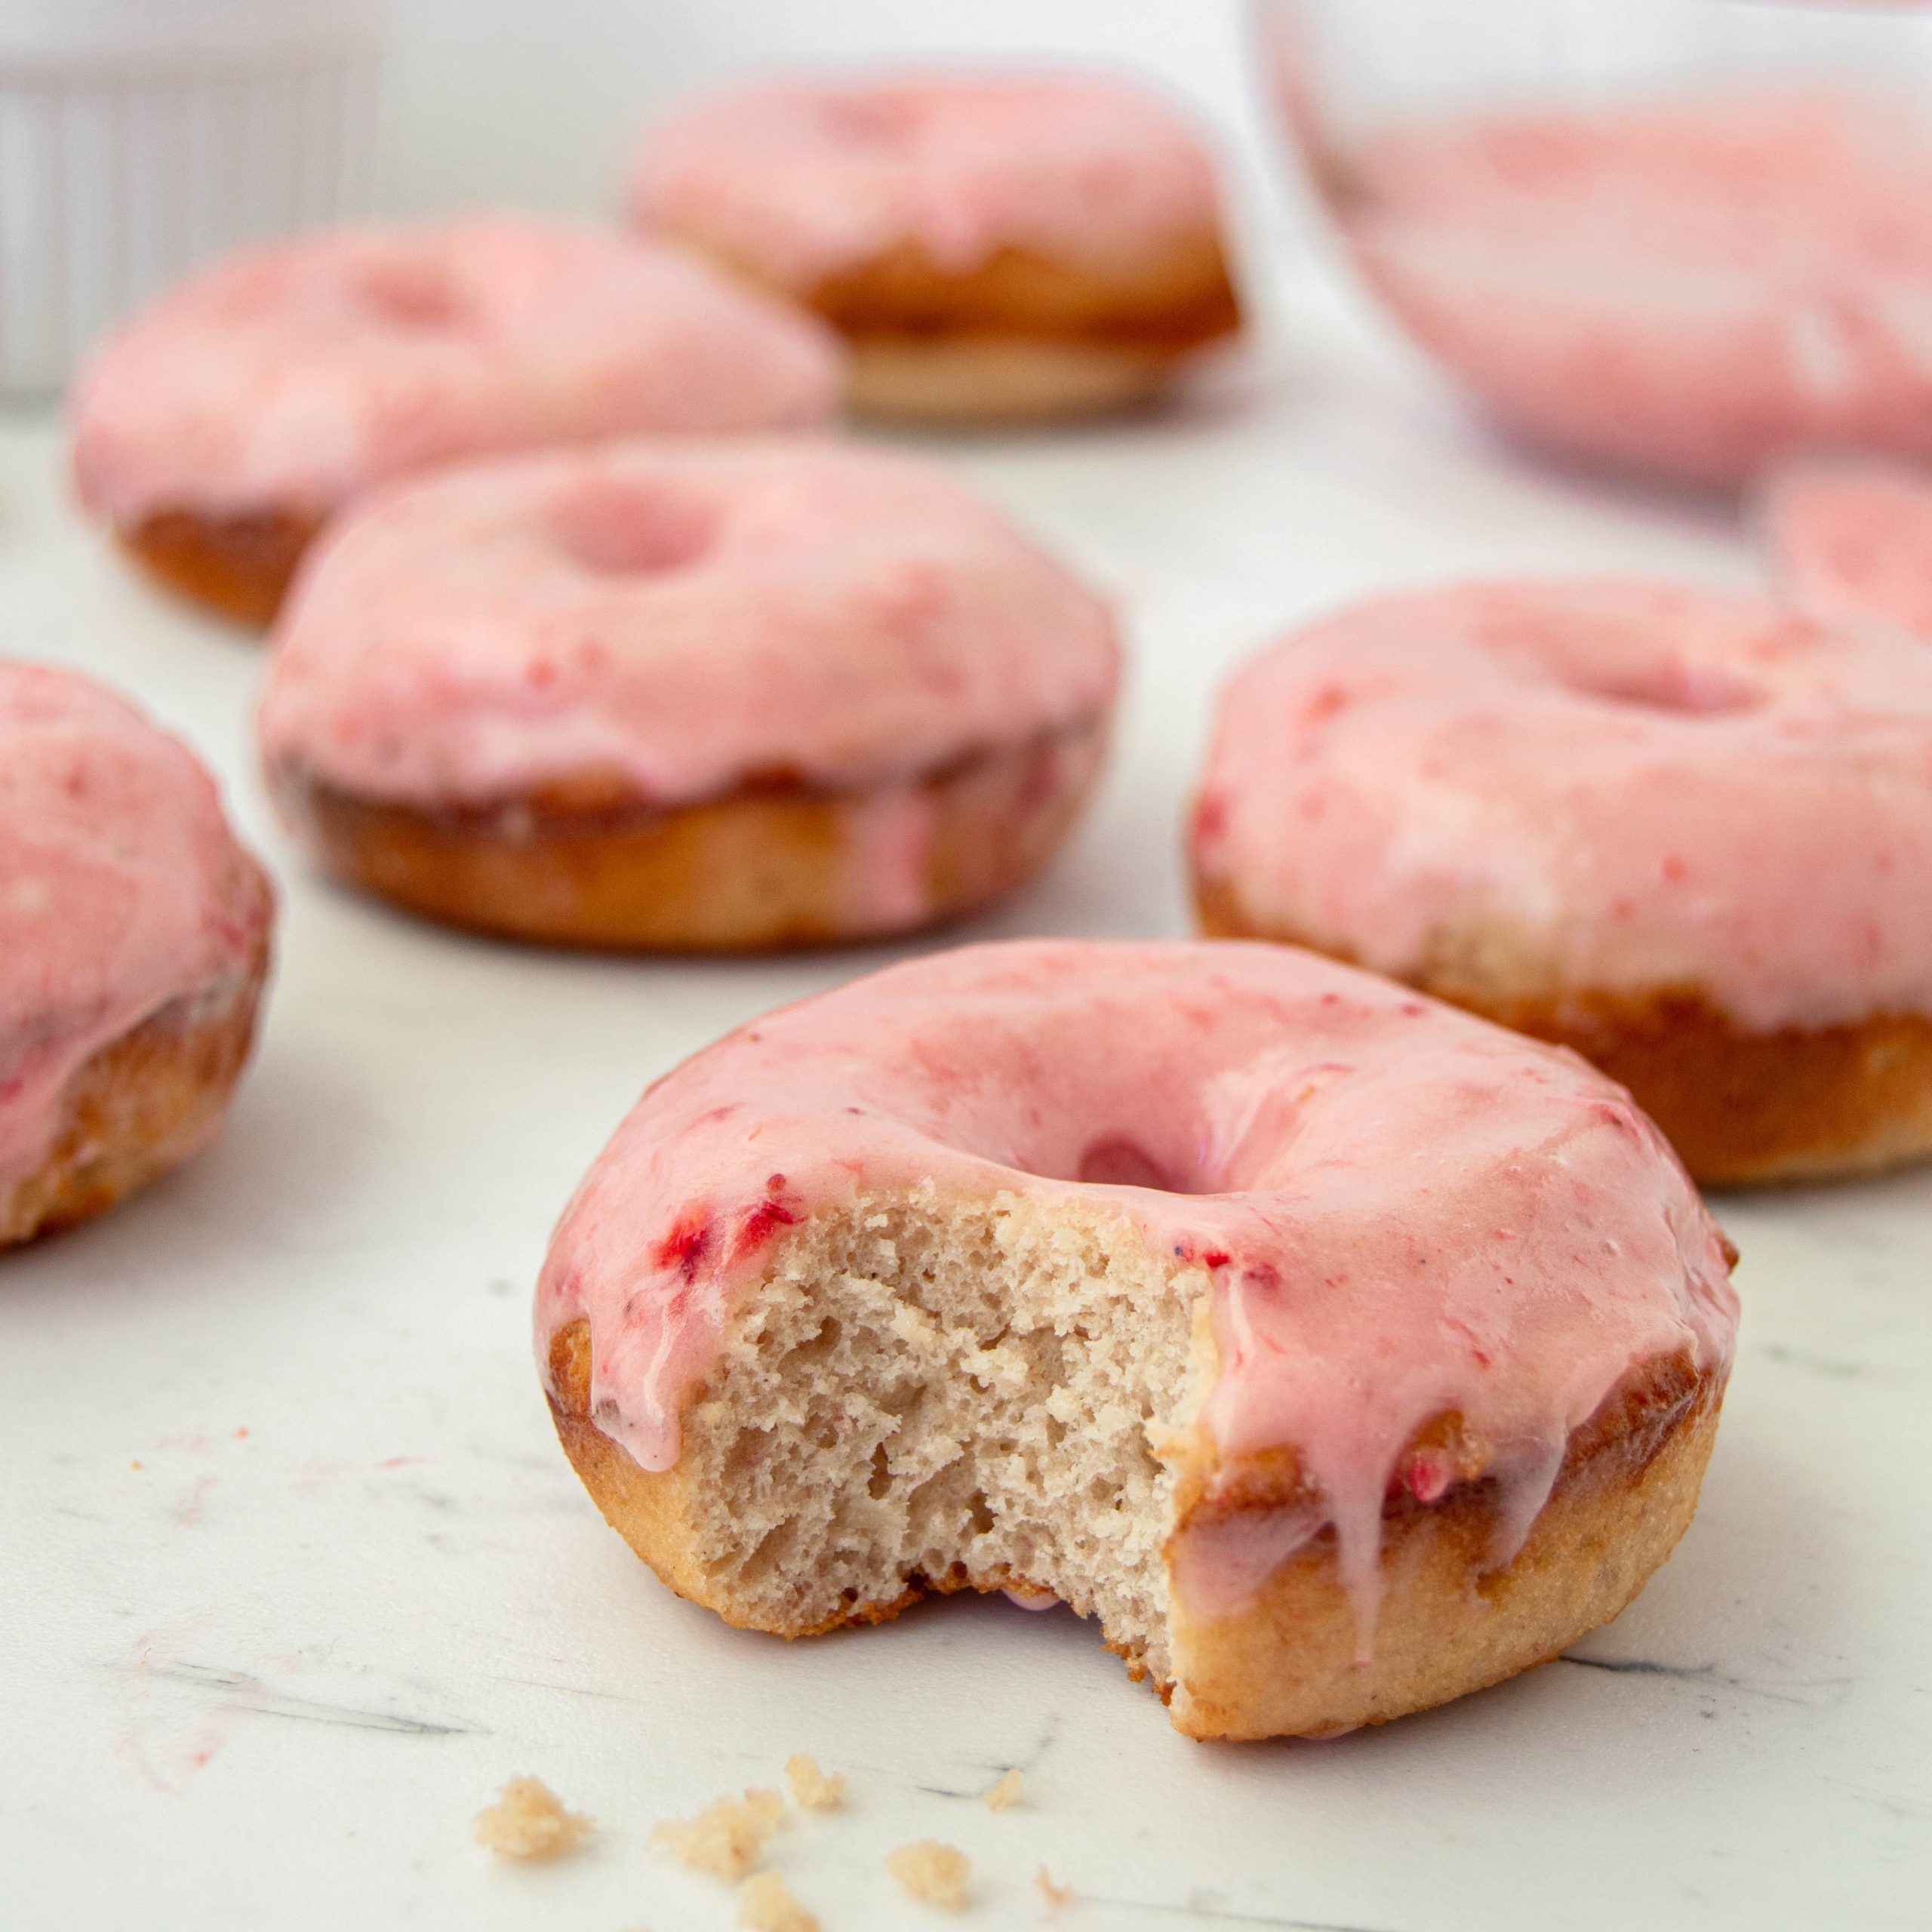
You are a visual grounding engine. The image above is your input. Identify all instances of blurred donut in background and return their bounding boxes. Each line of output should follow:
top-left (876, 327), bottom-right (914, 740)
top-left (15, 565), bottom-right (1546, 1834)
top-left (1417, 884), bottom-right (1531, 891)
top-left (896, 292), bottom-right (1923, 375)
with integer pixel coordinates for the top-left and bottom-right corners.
top-left (630, 72), bottom-right (1243, 426)
top-left (69, 218), bottom-right (844, 626)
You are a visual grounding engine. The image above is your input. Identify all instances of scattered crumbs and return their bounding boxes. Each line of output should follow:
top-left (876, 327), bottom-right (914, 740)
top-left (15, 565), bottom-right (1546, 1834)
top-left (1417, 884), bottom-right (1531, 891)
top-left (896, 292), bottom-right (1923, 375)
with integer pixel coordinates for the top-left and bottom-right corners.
top-left (785, 1753), bottom-right (845, 1812)
top-left (130, 1460), bottom-right (143, 1472)
top-left (653, 1791), bottom-right (783, 1881)
top-left (739, 1869), bottom-right (820, 1932)
top-left (1036, 1866), bottom-right (1075, 1912)
top-left (886, 1841), bottom-right (970, 1910)
top-left (985, 1768), bottom-right (1023, 1814)
top-left (471, 1777), bottom-right (592, 1861)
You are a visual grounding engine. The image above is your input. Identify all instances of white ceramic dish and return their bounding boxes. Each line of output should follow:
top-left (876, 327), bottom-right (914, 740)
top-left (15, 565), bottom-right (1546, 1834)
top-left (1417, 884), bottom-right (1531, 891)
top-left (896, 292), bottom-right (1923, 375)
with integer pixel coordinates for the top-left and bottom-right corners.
top-left (0, 0), bottom-right (386, 395)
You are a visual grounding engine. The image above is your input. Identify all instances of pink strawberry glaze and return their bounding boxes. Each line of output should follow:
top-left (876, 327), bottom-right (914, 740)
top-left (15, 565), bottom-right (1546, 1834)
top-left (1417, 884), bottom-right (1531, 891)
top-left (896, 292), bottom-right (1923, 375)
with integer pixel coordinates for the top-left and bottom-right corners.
top-left (0, 664), bottom-right (272, 1192)
top-left (1762, 457), bottom-right (1932, 640)
top-left (1194, 579), bottom-right (1932, 1033)
top-left (257, 438), bottom-right (1119, 810)
top-left (69, 218), bottom-right (844, 528)
top-left (1339, 87), bottom-right (1932, 486)
top-left (535, 940), bottom-right (1735, 1635)
top-left (629, 72), bottom-right (1227, 291)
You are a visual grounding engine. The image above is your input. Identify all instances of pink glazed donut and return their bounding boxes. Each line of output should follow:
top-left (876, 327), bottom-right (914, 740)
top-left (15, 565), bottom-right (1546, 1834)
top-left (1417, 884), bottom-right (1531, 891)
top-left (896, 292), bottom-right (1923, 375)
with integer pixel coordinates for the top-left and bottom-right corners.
top-left (1762, 457), bottom-right (1932, 641)
top-left (537, 938), bottom-right (1737, 1741)
top-left (69, 217), bottom-right (845, 626)
top-left (1192, 579), bottom-right (1932, 1185)
top-left (630, 72), bottom-right (1242, 424)
top-left (1, 664), bottom-right (273, 1247)
top-left (259, 438), bottom-right (1118, 951)
top-left (1336, 86), bottom-right (1932, 487)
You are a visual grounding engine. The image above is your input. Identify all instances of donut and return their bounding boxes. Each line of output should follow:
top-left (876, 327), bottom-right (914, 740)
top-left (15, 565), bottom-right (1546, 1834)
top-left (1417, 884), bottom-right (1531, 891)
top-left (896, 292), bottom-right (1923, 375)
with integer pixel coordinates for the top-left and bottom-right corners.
top-left (1762, 457), bottom-right (1932, 641)
top-left (1329, 86), bottom-right (1932, 486)
top-left (69, 218), bottom-right (845, 626)
top-left (259, 440), bottom-right (1118, 951)
top-left (1, 665), bottom-right (274, 1247)
top-left (629, 74), bottom-right (1241, 426)
top-left (1192, 579), bottom-right (1932, 1186)
top-left (537, 939), bottom-right (1737, 1742)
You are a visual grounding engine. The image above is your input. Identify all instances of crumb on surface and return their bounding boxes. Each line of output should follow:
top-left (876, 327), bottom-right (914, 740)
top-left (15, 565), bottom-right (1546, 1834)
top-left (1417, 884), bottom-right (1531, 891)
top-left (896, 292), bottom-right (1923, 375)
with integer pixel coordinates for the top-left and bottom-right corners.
top-left (1036, 1865), bottom-right (1076, 1911)
top-left (739, 1869), bottom-right (820, 1932)
top-left (471, 1776), bottom-right (592, 1861)
top-left (653, 1791), bottom-right (784, 1881)
top-left (886, 1840), bottom-right (971, 1910)
top-left (985, 1767), bottom-right (1023, 1813)
top-left (785, 1753), bottom-right (846, 1812)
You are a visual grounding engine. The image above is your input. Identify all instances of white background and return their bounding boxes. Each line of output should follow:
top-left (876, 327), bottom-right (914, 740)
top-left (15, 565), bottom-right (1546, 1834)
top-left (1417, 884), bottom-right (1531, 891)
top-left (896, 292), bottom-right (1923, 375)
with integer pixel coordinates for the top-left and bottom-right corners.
top-left (382, 0), bottom-right (1287, 228)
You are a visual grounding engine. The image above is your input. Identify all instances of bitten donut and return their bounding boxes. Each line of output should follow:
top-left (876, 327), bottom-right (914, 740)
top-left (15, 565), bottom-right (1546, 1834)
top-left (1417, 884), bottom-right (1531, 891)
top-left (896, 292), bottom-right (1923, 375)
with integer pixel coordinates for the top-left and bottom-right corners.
top-left (1192, 580), bottom-right (1932, 1186)
top-left (69, 218), bottom-right (844, 626)
top-left (1, 666), bottom-right (273, 1247)
top-left (629, 73), bottom-right (1241, 425)
top-left (259, 440), bottom-right (1118, 951)
top-left (1763, 457), bottom-right (1932, 641)
top-left (537, 940), bottom-right (1736, 1742)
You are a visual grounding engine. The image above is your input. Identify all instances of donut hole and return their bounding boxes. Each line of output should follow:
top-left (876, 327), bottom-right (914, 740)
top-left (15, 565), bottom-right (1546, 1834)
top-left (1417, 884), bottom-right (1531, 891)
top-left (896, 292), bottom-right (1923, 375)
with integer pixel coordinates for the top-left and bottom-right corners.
top-left (675, 1193), bottom-right (1199, 1685)
top-left (1552, 658), bottom-right (1763, 717)
top-left (1075, 1134), bottom-right (1180, 1191)
top-left (352, 259), bottom-right (469, 334)
top-left (549, 479), bottom-right (719, 577)
top-left (818, 91), bottom-right (930, 150)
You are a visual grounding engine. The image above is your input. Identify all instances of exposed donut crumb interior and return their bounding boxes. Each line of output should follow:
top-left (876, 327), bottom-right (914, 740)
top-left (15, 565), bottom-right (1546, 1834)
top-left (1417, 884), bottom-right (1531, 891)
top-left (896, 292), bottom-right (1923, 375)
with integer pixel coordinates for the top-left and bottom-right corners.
top-left (675, 1194), bottom-right (1199, 1687)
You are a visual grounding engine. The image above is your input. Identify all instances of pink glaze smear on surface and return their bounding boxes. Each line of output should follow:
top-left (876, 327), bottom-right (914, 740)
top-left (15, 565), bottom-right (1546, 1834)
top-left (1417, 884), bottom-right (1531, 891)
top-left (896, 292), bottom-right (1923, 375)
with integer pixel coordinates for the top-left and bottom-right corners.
top-left (1339, 87), bottom-right (1932, 486)
top-left (1194, 579), bottom-right (1932, 1033)
top-left (0, 664), bottom-right (272, 1192)
top-left (1763, 457), bottom-right (1932, 641)
top-left (536, 940), bottom-right (1736, 1629)
top-left (69, 217), bottom-right (844, 526)
top-left (630, 72), bottom-right (1226, 290)
top-left (258, 438), bottom-right (1120, 810)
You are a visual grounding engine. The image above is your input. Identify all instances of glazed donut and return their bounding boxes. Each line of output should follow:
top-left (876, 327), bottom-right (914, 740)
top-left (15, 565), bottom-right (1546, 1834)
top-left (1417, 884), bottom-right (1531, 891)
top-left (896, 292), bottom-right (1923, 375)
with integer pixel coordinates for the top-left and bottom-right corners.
top-left (537, 939), bottom-right (1736, 1742)
top-left (259, 440), bottom-right (1118, 951)
top-left (1332, 87), bottom-right (1932, 486)
top-left (629, 73), bottom-right (1241, 426)
top-left (1, 665), bottom-right (273, 1247)
top-left (1762, 457), bottom-right (1932, 641)
top-left (69, 218), bottom-right (844, 626)
top-left (1192, 580), bottom-right (1932, 1186)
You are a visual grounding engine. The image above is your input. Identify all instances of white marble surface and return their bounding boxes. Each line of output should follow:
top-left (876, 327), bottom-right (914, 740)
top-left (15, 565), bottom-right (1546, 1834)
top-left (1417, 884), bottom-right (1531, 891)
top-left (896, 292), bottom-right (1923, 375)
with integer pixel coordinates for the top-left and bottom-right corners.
top-left (3, 270), bottom-right (1930, 1932)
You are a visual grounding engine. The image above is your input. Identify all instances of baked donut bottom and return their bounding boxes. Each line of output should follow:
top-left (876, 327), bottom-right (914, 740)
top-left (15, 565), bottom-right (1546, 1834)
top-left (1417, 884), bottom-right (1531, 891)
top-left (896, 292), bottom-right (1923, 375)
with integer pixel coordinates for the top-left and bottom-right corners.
top-left (116, 509), bottom-right (322, 628)
top-left (1197, 879), bottom-right (1932, 1187)
top-left (719, 233), bottom-right (1238, 425)
top-left (269, 718), bottom-right (1106, 952)
top-left (0, 943), bottom-right (272, 1248)
top-left (543, 1191), bottom-right (1724, 1742)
